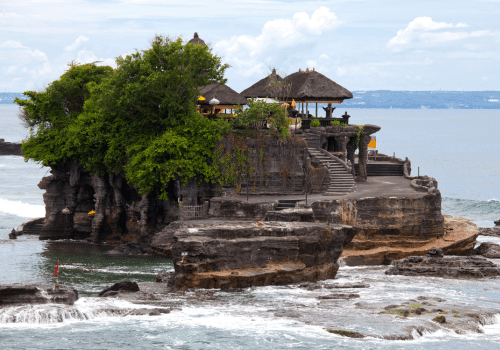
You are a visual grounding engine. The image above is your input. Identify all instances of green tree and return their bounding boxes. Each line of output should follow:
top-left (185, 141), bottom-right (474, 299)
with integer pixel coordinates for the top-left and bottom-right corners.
top-left (16, 35), bottom-right (232, 200)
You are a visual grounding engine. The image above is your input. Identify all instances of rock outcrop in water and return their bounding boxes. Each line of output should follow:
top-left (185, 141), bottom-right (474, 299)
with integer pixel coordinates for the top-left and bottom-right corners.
top-left (0, 284), bottom-right (78, 306)
top-left (385, 247), bottom-right (500, 278)
top-left (473, 242), bottom-right (500, 258)
top-left (150, 220), bottom-right (358, 290)
top-left (0, 138), bottom-right (22, 156)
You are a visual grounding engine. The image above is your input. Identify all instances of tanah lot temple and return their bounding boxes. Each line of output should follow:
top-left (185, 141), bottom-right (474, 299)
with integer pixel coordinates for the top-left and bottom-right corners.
top-left (23, 32), bottom-right (478, 291)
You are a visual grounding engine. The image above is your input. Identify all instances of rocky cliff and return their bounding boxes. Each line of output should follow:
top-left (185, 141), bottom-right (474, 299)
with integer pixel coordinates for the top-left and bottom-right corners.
top-left (36, 135), bottom-right (318, 243)
top-left (150, 220), bottom-right (358, 290)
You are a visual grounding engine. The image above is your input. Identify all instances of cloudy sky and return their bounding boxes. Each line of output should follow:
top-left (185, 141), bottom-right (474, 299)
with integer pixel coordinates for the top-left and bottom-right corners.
top-left (1, 0), bottom-right (499, 93)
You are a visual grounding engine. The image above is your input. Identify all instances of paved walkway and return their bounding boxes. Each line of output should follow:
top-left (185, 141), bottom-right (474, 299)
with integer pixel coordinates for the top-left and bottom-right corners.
top-left (214, 176), bottom-right (424, 205)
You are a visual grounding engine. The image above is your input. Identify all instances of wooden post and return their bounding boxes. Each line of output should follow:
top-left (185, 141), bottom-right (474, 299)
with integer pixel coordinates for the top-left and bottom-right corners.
top-left (329, 103), bottom-right (332, 118)
top-left (316, 103), bottom-right (318, 118)
top-left (306, 103), bottom-right (308, 117)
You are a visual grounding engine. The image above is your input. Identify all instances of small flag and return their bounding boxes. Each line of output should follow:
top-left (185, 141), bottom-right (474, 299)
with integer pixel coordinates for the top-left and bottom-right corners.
top-left (54, 260), bottom-right (59, 278)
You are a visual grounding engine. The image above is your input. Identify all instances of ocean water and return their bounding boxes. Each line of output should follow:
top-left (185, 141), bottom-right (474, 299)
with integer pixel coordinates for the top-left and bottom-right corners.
top-left (1, 104), bottom-right (500, 349)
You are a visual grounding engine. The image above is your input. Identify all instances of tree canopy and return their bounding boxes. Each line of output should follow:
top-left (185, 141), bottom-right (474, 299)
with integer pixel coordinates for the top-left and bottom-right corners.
top-left (16, 35), bottom-right (231, 200)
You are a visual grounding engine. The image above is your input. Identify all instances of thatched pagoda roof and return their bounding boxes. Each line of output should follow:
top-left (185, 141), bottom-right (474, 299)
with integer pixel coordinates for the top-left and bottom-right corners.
top-left (199, 83), bottom-right (248, 106)
top-left (285, 69), bottom-right (353, 103)
top-left (240, 69), bottom-right (283, 99)
top-left (187, 32), bottom-right (207, 46)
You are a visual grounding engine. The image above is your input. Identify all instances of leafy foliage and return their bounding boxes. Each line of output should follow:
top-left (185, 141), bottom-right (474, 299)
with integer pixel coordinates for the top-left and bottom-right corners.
top-left (310, 119), bottom-right (320, 127)
top-left (232, 98), bottom-right (289, 139)
top-left (15, 35), bottom-right (232, 200)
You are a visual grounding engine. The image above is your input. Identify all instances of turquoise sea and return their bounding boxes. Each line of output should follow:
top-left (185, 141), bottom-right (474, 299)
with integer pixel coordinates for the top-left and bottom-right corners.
top-left (1, 104), bottom-right (499, 349)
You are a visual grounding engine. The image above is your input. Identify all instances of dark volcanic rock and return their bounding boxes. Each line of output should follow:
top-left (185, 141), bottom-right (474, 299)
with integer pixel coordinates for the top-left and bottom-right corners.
top-left (107, 243), bottom-right (146, 256)
top-left (168, 221), bottom-right (358, 290)
top-left (318, 293), bottom-right (360, 300)
top-left (8, 229), bottom-right (17, 239)
top-left (386, 254), bottom-right (500, 278)
top-left (0, 139), bottom-right (22, 156)
top-left (479, 227), bottom-right (500, 237)
top-left (324, 283), bottom-right (370, 289)
top-left (0, 284), bottom-right (78, 306)
top-left (473, 242), bottom-right (500, 258)
top-left (99, 281), bottom-right (140, 297)
top-left (426, 247), bottom-right (443, 258)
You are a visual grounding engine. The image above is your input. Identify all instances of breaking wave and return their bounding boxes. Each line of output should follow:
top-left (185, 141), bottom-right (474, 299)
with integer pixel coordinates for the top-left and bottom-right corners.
top-left (0, 198), bottom-right (45, 218)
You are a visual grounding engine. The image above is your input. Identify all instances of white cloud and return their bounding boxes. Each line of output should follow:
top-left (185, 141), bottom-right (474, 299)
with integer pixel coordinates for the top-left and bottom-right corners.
top-left (387, 17), bottom-right (489, 51)
top-left (0, 40), bottom-right (26, 49)
top-left (76, 49), bottom-right (116, 67)
top-left (64, 35), bottom-right (89, 51)
top-left (215, 7), bottom-right (340, 78)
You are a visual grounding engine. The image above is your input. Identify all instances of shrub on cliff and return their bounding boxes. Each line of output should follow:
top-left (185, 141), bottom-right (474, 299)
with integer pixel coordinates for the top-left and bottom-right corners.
top-left (16, 35), bottom-right (231, 200)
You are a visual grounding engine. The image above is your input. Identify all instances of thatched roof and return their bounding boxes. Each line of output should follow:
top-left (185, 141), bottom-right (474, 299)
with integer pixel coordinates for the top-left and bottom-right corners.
top-left (199, 83), bottom-right (248, 106)
top-left (187, 32), bottom-right (207, 46)
top-left (240, 69), bottom-right (283, 98)
top-left (285, 69), bottom-right (353, 103)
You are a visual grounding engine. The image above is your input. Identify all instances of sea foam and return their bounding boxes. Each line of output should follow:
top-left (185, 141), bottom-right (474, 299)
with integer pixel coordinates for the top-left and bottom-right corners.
top-left (0, 198), bottom-right (45, 218)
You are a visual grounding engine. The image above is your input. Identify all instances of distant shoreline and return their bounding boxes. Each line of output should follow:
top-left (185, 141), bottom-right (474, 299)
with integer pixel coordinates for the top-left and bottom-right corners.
top-left (2, 91), bottom-right (500, 109)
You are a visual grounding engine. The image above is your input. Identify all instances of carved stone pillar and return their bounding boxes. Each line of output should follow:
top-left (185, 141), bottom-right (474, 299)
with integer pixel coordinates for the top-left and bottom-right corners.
top-left (346, 137), bottom-right (357, 178)
top-left (357, 134), bottom-right (371, 182)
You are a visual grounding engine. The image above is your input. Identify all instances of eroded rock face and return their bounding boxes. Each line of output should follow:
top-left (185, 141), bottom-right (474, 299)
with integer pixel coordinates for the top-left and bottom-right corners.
top-left (312, 192), bottom-right (452, 266)
top-left (167, 221), bottom-right (358, 290)
top-left (385, 253), bottom-right (500, 278)
top-left (0, 284), bottom-right (78, 307)
top-left (473, 242), bottom-right (500, 258)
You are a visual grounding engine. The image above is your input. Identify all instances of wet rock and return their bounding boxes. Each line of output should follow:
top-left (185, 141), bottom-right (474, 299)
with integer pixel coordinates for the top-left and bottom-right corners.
top-left (426, 247), bottom-right (443, 258)
top-left (156, 271), bottom-right (174, 283)
top-left (99, 281), bottom-right (140, 297)
top-left (433, 316), bottom-right (446, 323)
top-left (386, 255), bottom-right (500, 278)
top-left (8, 229), bottom-right (17, 239)
top-left (479, 227), bottom-right (500, 237)
top-left (495, 220), bottom-right (500, 226)
top-left (318, 293), bottom-right (360, 300)
top-left (327, 329), bottom-right (365, 338)
top-left (383, 304), bottom-right (401, 310)
top-left (0, 284), bottom-right (78, 306)
top-left (299, 282), bottom-right (322, 291)
top-left (125, 308), bottom-right (171, 316)
top-left (274, 310), bottom-right (301, 318)
top-left (416, 296), bottom-right (445, 302)
top-left (473, 242), bottom-right (500, 258)
top-left (107, 243), bottom-right (146, 256)
top-left (324, 283), bottom-right (370, 289)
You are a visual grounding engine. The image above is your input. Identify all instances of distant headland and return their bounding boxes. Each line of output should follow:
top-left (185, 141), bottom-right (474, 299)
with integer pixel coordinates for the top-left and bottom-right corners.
top-left (2, 91), bottom-right (499, 109)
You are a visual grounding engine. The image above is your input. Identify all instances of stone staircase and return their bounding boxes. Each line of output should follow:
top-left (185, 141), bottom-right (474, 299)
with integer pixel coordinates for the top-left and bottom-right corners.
top-left (308, 148), bottom-right (355, 196)
top-left (275, 199), bottom-right (301, 211)
top-left (300, 132), bottom-right (321, 149)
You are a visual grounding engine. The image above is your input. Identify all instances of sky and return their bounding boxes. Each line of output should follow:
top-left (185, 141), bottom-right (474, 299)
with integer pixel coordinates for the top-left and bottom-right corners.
top-left (1, 0), bottom-right (499, 93)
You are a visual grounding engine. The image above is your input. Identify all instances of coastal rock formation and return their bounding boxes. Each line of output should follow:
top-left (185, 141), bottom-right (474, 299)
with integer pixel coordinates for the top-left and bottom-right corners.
top-left (155, 221), bottom-right (358, 290)
top-left (385, 249), bottom-right (500, 278)
top-left (312, 187), bottom-right (461, 265)
top-left (0, 284), bottom-right (78, 307)
top-left (99, 281), bottom-right (140, 297)
top-left (35, 136), bottom-right (311, 243)
top-left (473, 242), bottom-right (500, 258)
top-left (334, 193), bottom-right (476, 265)
top-left (479, 227), bottom-right (500, 237)
top-left (0, 138), bottom-right (22, 156)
